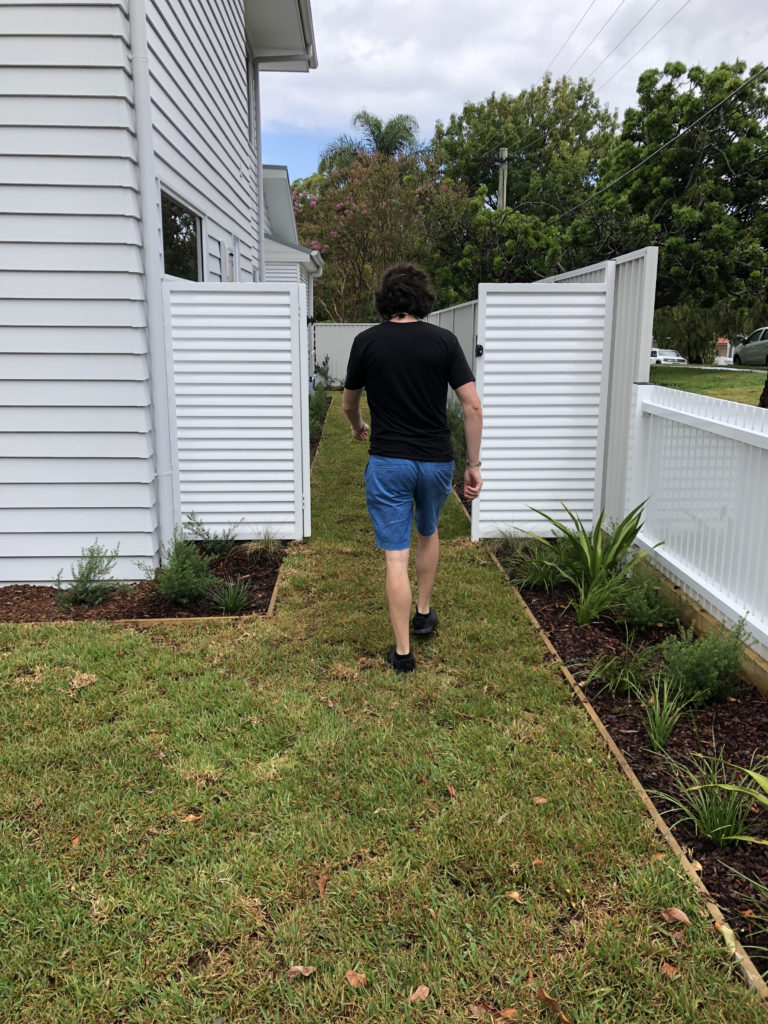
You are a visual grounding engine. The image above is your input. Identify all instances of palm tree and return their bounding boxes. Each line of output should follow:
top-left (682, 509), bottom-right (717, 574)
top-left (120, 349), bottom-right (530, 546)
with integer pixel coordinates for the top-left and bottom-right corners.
top-left (318, 109), bottom-right (419, 172)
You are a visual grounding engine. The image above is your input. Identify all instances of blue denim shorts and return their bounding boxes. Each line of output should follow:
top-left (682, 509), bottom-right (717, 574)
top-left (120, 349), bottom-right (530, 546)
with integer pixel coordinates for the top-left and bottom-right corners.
top-left (364, 455), bottom-right (455, 550)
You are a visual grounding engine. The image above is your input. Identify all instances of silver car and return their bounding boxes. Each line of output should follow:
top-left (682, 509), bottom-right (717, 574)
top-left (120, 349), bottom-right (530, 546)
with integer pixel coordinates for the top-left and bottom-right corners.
top-left (732, 326), bottom-right (768, 367)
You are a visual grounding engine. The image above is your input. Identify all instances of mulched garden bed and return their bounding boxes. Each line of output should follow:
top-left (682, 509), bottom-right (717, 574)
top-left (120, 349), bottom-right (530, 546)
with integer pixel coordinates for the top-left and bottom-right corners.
top-left (0, 542), bottom-right (284, 624)
top-left (522, 585), bottom-right (768, 977)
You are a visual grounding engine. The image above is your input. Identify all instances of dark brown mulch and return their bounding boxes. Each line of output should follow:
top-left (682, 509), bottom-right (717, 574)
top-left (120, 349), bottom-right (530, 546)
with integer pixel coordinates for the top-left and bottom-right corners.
top-left (523, 586), bottom-right (768, 975)
top-left (0, 543), bottom-right (284, 623)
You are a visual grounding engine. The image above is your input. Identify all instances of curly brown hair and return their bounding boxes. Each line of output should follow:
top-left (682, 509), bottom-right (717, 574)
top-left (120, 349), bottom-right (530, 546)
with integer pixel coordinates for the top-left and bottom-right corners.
top-left (375, 263), bottom-right (437, 320)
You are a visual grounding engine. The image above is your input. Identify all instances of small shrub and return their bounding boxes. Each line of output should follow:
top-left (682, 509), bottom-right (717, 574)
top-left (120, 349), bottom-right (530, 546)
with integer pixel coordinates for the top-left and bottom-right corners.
top-left (569, 570), bottom-right (632, 625)
top-left (55, 542), bottom-right (121, 609)
top-left (655, 748), bottom-right (751, 847)
top-left (207, 576), bottom-right (253, 615)
top-left (689, 760), bottom-right (768, 846)
top-left (315, 354), bottom-right (334, 387)
top-left (157, 530), bottom-right (215, 606)
top-left (183, 512), bottom-right (239, 558)
top-left (582, 640), bottom-right (659, 696)
top-left (446, 398), bottom-right (467, 482)
top-left (246, 525), bottom-right (283, 558)
top-left (614, 564), bottom-right (684, 631)
top-left (492, 531), bottom-right (565, 592)
top-left (661, 618), bottom-right (748, 706)
top-left (309, 382), bottom-right (329, 438)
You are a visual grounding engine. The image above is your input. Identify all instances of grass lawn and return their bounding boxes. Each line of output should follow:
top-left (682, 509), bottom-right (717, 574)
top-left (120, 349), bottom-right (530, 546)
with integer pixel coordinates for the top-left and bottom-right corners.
top-left (650, 365), bottom-right (767, 406)
top-left (1, 398), bottom-right (766, 1022)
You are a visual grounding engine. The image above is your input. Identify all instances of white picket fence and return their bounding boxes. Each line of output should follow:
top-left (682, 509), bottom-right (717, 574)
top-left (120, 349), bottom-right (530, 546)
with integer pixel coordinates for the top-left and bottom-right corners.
top-left (628, 384), bottom-right (768, 662)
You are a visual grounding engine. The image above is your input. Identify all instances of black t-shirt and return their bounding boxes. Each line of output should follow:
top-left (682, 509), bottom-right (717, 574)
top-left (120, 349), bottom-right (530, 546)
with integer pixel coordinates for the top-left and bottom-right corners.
top-left (344, 320), bottom-right (475, 461)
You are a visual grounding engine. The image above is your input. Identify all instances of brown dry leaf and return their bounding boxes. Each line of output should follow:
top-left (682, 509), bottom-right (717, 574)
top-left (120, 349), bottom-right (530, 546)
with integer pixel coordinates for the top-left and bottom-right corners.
top-left (652, 852), bottom-right (666, 860)
top-left (427, 907), bottom-right (437, 920)
top-left (447, 785), bottom-right (457, 800)
top-left (661, 962), bottom-right (678, 979)
top-left (661, 907), bottom-right (691, 926)
top-left (691, 859), bottom-right (703, 873)
top-left (406, 984), bottom-right (429, 1003)
top-left (71, 834), bottom-right (80, 847)
top-left (182, 813), bottom-right (203, 823)
top-left (287, 964), bottom-right (316, 979)
top-left (505, 891), bottom-right (524, 905)
top-left (345, 969), bottom-right (367, 989)
top-left (532, 858), bottom-right (544, 867)
top-left (524, 969), bottom-right (534, 985)
top-left (68, 672), bottom-right (96, 695)
top-left (468, 1003), bottom-right (494, 1019)
top-left (496, 1010), bottom-right (517, 1021)
top-left (671, 930), bottom-right (686, 944)
top-left (742, 909), bottom-right (756, 919)
top-left (317, 873), bottom-right (330, 898)
top-left (536, 987), bottom-right (571, 1023)
top-left (531, 796), bottom-right (547, 806)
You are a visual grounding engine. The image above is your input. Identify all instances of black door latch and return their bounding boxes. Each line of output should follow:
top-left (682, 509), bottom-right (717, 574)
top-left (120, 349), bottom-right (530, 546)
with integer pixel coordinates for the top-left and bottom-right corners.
top-left (475, 343), bottom-right (484, 357)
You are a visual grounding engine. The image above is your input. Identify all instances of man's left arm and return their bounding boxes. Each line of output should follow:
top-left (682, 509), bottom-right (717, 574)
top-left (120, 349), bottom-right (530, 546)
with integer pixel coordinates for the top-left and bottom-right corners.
top-left (342, 388), bottom-right (369, 440)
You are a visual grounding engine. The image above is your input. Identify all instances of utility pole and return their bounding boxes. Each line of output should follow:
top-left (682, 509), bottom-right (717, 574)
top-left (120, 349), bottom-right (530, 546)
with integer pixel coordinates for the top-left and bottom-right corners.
top-left (497, 147), bottom-right (508, 210)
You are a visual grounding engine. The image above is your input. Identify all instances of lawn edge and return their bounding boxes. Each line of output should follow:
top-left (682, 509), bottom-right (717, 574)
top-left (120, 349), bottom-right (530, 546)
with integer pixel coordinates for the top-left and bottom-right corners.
top-left (483, 544), bottom-right (768, 1001)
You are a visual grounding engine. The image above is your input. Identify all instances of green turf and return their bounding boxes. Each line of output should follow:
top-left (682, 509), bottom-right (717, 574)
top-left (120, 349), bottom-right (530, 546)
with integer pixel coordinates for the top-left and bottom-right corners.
top-left (650, 365), bottom-right (767, 406)
top-left (1, 397), bottom-right (765, 1022)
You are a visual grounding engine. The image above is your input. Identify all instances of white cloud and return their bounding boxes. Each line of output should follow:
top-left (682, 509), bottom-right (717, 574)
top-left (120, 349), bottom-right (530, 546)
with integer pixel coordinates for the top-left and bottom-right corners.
top-left (260, 0), bottom-right (768, 148)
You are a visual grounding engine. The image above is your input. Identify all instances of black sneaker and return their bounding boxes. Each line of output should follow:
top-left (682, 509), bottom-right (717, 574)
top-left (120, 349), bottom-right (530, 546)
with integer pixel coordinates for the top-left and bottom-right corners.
top-left (386, 646), bottom-right (416, 673)
top-left (412, 608), bottom-right (438, 636)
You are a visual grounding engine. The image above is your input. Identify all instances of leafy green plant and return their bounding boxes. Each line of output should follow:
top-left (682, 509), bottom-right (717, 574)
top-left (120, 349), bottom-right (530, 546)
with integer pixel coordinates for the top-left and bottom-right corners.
top-left (207, 576), bottom-right (254, 615)
top-left (688, 760), bottom-right (768, 846)
top-left (581, 639), bottom-right (659, 696)
top-left (157, 530), bottom-right (215, 606)
top-left (614, 563), bottom-right (684, 631)
top-left (446, 397), bottom-right (467, 483)
top-left (245, 525), bottom-right (283, 559)
top-left (630, 673), bottom-right (698, 752)
top-left (314, 354), bottom-right (335, 387)
top-left (569, 570), bottom-right (632, 626)
top-left (54, 542), bottom-right (122, 609)
top-left (184, 511), bottom-right (240, 558)
top-left (309, 382), bottom-right (330, 438)
top-left (661, 618), bottom-right (748, 706)
top-left (655, 748), bottom-right (751, 848)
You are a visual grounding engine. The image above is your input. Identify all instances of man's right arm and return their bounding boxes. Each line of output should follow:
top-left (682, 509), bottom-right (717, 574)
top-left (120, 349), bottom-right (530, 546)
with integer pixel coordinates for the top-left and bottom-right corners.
top-left (455, 381), bottom-right (483, 501)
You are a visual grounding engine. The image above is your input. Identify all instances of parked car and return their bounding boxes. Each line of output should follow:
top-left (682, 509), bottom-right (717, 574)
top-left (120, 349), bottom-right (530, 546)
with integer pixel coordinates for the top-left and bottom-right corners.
top-left (732, 326), bottom-right (768, 366)
top-left (650, 347), bottom-right (687, 365)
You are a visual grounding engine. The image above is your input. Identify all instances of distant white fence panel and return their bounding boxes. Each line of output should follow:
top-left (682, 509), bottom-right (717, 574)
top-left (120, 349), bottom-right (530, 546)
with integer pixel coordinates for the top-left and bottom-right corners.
top-left (313, 322), bottom-right (372, 385)
top-left (628, 384), bottom-right (768, 662)
top-left (473, 282), bottom-right (610, 540)
top-left (164, 282), bottom-right (310, 541)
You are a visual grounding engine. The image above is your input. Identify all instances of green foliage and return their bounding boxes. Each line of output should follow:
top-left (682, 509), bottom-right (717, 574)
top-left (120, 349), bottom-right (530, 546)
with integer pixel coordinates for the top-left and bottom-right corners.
top-left (247, 525), bottom-right (283, 559)
top-left (206, 576), bottom-right (253, 615)
top-left (689, 761), bottom-right (768, 846)
top-left (54, 542), bottom-right (121, 609)
top-left (183, 511), bottom-right (239, 559)
top-left (319, 109), bottom-right (419, 172)
top-left (157, 530), bottom-right (215, 606)
top-left (314, 354), bottom-right (334, 387)
top-left (660, 619), bottom-right (748, 706)
top-left (582, 640), bottom-right (659, 696)
top-left (631, 673), bottom-right (697, 752)
top-left (309, 382), bottom-right (329, 439)
top-left (614, 564), bottom-right (684, 632)
top-left (446, 397), bottom-right (467, 485)
top-left (657, 749), bottom-right (752, 847)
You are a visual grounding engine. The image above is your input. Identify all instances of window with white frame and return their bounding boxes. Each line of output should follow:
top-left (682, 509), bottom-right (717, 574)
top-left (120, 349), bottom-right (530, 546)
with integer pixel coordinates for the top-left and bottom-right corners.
top-left (161, 192), bottom-right (203, 281)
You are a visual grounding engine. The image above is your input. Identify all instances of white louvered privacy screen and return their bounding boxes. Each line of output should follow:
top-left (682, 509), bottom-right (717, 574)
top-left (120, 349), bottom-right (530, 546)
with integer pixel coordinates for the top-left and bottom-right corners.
top-left (164, 282), bottom-right (310, 541)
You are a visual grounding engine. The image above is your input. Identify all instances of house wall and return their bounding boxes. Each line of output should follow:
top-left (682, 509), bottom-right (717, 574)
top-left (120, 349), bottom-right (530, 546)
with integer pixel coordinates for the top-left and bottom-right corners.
top-left (0, 1), bottom-right (159, 582)
top-left (146, 0), bottom-right (260, 281)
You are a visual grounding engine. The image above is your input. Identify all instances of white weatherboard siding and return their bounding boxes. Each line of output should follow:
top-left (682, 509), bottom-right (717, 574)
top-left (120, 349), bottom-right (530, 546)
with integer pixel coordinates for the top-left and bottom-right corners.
top-left (146, 0), bottom-right (259, 280)
top-left (166, 283), bottom-right (310, 540)
top-left (473, 284), bottom-right (609, 541)
top-left (0, 1), bottom-right (158, 583)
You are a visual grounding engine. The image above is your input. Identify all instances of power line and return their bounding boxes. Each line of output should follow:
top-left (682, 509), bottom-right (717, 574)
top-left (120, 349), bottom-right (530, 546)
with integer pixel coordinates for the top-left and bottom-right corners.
top-left (585, 0), bottom-right (665, 80)
top-left (598, 0), bottom-right (694, 90)
top-left (565, 64), bottom-right (768, 218)
top-left (564, 0), bottom-right (630, 76)
top-left (544, 0), bottom-right (600, 76)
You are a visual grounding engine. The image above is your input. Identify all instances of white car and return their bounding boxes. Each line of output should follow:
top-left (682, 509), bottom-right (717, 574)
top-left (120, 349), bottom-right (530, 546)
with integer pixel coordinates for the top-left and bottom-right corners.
top-left (732, 326), bottom-right (768, 367)
top-left (650, 347), bottom-right (687, 365)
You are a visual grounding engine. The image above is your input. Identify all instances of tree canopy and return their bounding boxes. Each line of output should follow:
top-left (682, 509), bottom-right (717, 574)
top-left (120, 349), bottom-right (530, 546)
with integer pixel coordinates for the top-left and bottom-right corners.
top-left (318, 110), bottom-right (420, 173)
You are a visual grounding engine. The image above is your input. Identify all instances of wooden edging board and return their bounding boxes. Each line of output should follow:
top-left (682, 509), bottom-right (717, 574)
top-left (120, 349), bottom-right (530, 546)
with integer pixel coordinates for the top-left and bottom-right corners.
top-left (481, 541), bottom-right (768, 1000)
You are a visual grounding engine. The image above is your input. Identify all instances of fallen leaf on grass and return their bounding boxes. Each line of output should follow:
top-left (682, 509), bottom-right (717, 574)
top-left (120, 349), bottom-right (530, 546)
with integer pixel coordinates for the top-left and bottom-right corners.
top-left (531, 796), bottom-right (547, 806)
top-left (468, 1003), bottom-right (494, 1018)
top-left (532, 858), bottom-right (544, 867)
top-left (406, 984), bottom-right (429, 1003)
top-left (317, 873), bottom-right (330, 898)
top-left (661, 962), bottom-right (678, 979)
top-left (70, 835), bottom-right (80, 847)
top-left (661, 908), bottom-right (691, 926)
top-left (345, 969), bottom-right (366, 988)
top-left (536, 986), bottom-right (571, 1023)
top-left (671, 930), bottom-right (686, 944)
top-left (505, 891), bottom-right (524, 905)
top-left (287, 965), bottom-right (316, 979)
top-left (182, 813), bottom-right (203, 823)
top-left (447, 785), bottom-right (457, 800)
top-left (652, 852), bottom-right (666, 860)
top-left (496, 1010), bottom-right (517, 1020)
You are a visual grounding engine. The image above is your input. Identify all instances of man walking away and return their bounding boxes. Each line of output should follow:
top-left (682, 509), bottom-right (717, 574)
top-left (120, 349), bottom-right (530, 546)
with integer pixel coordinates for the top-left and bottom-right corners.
top-left (342, 264), bottom-right (483, 673)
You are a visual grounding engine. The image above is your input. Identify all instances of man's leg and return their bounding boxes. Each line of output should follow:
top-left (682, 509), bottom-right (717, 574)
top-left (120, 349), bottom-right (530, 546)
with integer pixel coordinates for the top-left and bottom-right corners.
top-left (414, 529), bottom-right (439, 615)
top-left (384, 548), bottom-right (412, 655)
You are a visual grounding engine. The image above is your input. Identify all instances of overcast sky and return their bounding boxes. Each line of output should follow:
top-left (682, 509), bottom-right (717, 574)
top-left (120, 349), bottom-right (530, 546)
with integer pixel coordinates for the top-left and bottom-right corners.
top-left (260, 0), bottom-right (767, 182)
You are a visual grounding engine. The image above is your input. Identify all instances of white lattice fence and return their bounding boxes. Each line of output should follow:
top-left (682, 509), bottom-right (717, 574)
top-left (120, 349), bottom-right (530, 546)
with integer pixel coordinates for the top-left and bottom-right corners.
top-left (628, 384), bottom-right (768, 661)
